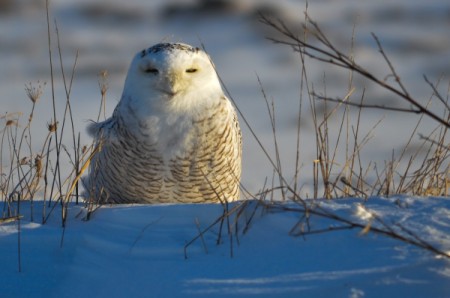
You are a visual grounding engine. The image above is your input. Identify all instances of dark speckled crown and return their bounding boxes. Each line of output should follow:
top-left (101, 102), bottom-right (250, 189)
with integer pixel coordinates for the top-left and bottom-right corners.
top-left (140, 43), bottom-right (200, 58)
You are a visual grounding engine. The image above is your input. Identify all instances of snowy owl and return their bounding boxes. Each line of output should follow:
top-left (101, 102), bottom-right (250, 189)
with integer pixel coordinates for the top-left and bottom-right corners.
top-left (85, 43), bottom-right (242, 204)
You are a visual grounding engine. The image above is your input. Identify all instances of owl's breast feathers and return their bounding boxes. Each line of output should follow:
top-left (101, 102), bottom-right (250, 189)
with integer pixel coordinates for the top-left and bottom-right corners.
top-left (86, 96), bottom-right (241, 204)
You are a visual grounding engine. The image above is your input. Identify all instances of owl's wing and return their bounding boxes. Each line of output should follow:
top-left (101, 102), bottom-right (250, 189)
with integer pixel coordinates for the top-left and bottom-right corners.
top-left (87, 105), bottom-right (122, 142)
top-left (232, 102), bottom-right (242, 153)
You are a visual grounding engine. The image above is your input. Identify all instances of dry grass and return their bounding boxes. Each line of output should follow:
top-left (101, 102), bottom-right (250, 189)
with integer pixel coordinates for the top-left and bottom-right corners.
top-left (1, 1), bottom-right (98, 229)
top-left (254, 13), bottom-right (449, 200)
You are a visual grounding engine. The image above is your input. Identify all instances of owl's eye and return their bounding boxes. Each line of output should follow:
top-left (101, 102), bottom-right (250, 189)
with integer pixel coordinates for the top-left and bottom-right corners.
top-left (186, 68), bottom-right (198, 73)
top-left (144, 68), bottom-right (159, 75)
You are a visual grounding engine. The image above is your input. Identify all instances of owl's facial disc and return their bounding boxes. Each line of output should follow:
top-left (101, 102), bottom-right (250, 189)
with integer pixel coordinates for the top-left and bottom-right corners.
top-left (124, 43), bottom-right (221, 107)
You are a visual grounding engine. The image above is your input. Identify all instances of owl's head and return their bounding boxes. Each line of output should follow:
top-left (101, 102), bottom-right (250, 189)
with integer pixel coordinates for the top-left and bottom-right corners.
top-left (122, 43), bottom-right (223, 114)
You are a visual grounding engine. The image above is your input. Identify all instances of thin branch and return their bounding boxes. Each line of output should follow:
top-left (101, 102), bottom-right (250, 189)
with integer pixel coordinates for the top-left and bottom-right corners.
top-left (314, 93), bottom-right (421, 114)
top-left (260, 14), bottom-right (450, 128)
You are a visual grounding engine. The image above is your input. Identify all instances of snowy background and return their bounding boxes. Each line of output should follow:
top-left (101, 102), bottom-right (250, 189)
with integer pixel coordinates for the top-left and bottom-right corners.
top-left (1, 0), bottom-right (450, 297)
top-left (2, 0), bottom-right (450, 193)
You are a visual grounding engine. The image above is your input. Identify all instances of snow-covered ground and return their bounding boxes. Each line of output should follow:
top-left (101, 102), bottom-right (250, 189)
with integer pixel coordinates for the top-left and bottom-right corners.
top-left (1, 1), bottom-right (450, 297)
top-left (1, 197), bottom-right (450, 297)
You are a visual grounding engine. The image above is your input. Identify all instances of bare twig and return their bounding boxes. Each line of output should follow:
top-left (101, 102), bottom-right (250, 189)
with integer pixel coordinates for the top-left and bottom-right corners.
top-left (260, 14), bottom-right (450, 128)
top-left (314, 93), bottom-right (421, 114)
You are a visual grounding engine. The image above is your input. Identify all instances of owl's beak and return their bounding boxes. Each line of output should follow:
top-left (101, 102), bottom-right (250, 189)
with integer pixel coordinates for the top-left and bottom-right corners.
top-left (164, 72), bottom-right (183, 96)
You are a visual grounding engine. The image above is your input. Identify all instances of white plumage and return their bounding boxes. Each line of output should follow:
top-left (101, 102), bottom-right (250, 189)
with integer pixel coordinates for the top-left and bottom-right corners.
top-left (85, 43), bottom-right (242, 204)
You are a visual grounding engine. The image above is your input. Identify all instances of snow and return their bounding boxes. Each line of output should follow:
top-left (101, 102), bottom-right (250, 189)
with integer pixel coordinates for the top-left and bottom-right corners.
top-left (1, 197), bottom-right (450, 297)
top-left (1, 0), bottom-right (449, 195)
